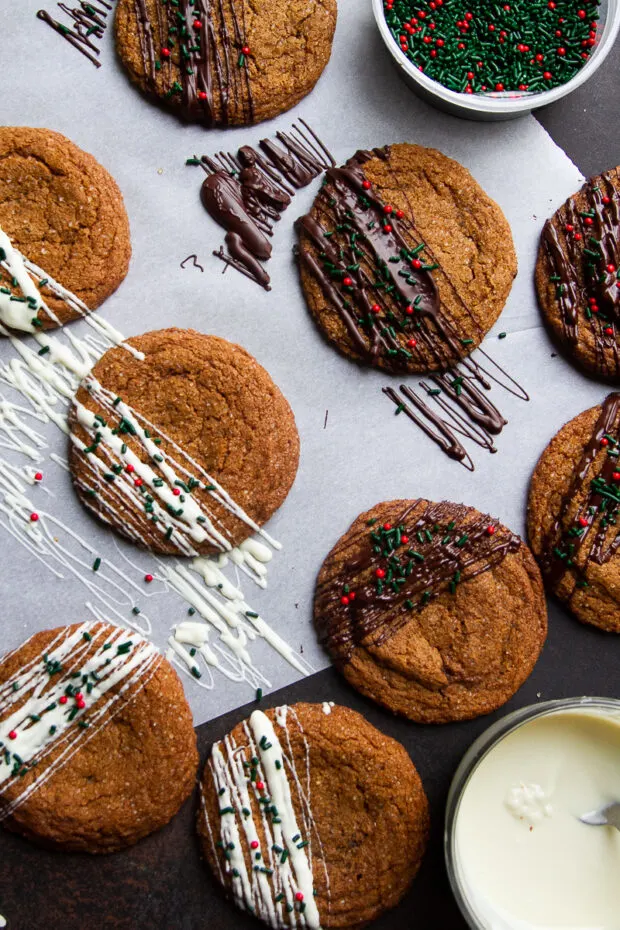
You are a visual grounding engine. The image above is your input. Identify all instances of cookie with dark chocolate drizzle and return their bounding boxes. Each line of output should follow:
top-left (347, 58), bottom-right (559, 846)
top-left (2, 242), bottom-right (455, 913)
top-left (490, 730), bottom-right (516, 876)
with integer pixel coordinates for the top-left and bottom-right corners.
top-left (528, 393), bottom-right (620, 632)
top-left (314, 499), bottom-right (547, 723)
top-left (114, 0), bottom-right (337, 127)
top-left (536, 167), bottom-right (620, 381)
top-left (297, 143), bottom-right (517, 375)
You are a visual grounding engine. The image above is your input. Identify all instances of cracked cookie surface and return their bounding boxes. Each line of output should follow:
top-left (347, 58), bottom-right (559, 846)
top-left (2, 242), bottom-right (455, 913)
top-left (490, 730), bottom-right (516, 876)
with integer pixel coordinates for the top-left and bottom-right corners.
top-left (68, 328), bottom-right (300, 556)
top-left (297, 143), bottom-right (517, 374)
top-left (0, 127), bottom-right (131, 329)
top-left (0, 621), bottom-right (198, 853)
top-left (115, 0), bottom-right (337, 127)
top-left (314, 499), bottom-right (547, 723)
top-left (527, 394), bottom-right (620, 632)
top-left (198, 701), bottom-right (429, 928)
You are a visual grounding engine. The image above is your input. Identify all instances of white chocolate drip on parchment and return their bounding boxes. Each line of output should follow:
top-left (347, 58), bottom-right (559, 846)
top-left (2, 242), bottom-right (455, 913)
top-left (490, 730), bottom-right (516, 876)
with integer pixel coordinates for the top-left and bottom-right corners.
top-left (0, 621), bottom-right (159, 819)
top-left (0, 228), bottom-right (309, 692)
top-left (203, 706), bottom-right (329, 928)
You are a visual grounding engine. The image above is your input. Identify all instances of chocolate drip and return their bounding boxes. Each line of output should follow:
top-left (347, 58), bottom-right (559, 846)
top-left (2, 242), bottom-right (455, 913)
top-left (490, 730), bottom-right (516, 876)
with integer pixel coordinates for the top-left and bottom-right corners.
top-left (542, 172), bottom-right (619, 375)
top-left (37, 1), bottom-right (112, 67)
top-left (193, 121), bottom-right (334, 289)
top-left (297, 148), bottom-right (489, 373)
top-left (540, 392), bottom-right (620, 590)
top-left (132, 0), bottom-right (253, 127)
top-left (383, 346), bottom-right (528, 470)
top-left (315, 500), bottom-right (521, 663)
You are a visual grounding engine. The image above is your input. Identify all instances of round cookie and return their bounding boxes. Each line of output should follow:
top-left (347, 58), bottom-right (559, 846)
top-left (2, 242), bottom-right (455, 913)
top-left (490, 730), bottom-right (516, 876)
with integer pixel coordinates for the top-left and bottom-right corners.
top-left (0, 621), bottom-right (198, 852)
top-left (68, 328), bottom-right (300, 556)
top-left (115, 0), bottom-right (337, 128)
top-left (314, 499), bottom-right (547, 724)
top-left (198, 702), bottom-right (429, 928)
top-left (297, 144), bottom-right (517, 374)
top-left (0, 127), bottom-right (131, 331)
top-left (528, 393), bottom-right (620, 633)
top-left (535, 167), bottom-right (620, 381)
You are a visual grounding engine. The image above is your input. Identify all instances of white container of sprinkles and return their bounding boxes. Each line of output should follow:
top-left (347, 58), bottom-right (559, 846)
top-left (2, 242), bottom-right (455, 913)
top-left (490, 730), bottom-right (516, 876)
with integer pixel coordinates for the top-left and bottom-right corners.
top-left (445, 697), bottom-right (620, 929)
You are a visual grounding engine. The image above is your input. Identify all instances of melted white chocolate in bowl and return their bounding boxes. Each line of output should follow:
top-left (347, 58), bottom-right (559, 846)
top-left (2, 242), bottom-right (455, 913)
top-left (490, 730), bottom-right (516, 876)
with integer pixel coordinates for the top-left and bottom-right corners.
top-left (454, 709), bottom-right (620, 929)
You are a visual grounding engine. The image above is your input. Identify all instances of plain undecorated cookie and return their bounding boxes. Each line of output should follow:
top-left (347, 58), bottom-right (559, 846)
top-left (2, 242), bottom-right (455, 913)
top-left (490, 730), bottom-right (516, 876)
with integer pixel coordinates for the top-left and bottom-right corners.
top-left (0, 126), bottom-right (131, 329)
top-left (0, 621), bottom-right (198, 853)
top-left (298, 144), bottom-right (517, 374)
top-left (115, 0), bottom-right (337, 127)
top-left (535, 167), bottom-right (620, 381)
top-left (314, 499), bottom-right (547, 724)
top-left (198, 701), bottom-right (429, 928)
top-left (68, 328), bottom-right (300, 556)
top-left (528, 393), bottom-right (620, 632)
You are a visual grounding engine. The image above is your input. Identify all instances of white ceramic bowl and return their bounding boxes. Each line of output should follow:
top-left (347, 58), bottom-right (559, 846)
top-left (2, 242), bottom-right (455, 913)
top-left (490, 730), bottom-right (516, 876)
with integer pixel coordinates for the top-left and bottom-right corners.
top-left (372, 0), bottom-right (620, 120)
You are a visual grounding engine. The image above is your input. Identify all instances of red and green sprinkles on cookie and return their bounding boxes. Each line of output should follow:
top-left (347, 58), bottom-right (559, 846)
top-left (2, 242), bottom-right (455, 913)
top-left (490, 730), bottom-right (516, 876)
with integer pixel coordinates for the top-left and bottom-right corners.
top-left (383, 0), bottom-right (601, 94)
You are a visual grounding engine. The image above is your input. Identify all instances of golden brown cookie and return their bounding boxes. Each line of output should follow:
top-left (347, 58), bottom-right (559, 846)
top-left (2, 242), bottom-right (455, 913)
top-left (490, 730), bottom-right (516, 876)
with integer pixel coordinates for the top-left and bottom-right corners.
top-left (115, 0), bottom-right (337, 128)
top-left (535, 168), bottom-right (620, 381)
top-left (297, 144), bottom-right (517, 374)
top-left (314, 499), bottom-right (547, 724)
top-left (0, 127), bottom-right (131, 331)
top-left (528, 393), bottom-right (620, 633)
top-left (198, 701), bottom-right (429, 928)
top-left (0, 621), bottom-right (198, 853)
top-left (68, 328), bottom-right (300, 556)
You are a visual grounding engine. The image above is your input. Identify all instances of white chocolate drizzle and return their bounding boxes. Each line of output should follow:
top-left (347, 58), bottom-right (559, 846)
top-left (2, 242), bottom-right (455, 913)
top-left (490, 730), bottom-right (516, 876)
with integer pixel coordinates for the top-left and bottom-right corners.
top-left (0, 228), bottom-right (308, 694)
top-left (203, 706), bottom-right (328, 928)
top-left (0, 621), bottom-right (159, 819)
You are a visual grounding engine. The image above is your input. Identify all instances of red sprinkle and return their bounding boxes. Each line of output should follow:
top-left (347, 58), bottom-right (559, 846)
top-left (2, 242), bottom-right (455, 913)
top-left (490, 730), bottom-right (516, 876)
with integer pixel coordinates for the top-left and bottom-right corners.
top-left (584, 217), bottom-right (594, 226)
top-left (371, 303), bottom-right (381, 314)
top-left (173, 488), bottom-right (181, 496)
top-left (405, 305), bottom-right (414, 315)
top-left (34, 472), bottom-right (43, 481)
top-left (383, 523), bottom-right (392, 530)
top-left (343, 276), bottom-right (353, 287)
top-left (384, 205), bottom-right (393, 214)
top-left (349, 591), bottom-right (356, 601)
top-left (161, 47), bottom-right (170, 58)
top-left (606, 264), bottom-right (616, 274)
top-left (144, 573), bottom-right (154, 583)
top-left (362, 180), bottom-right (371, 190)
top-left (8, 731), bottom-right (17, 740)
top-left (602, 195), bottom-right (611, 205)
top-left (579, 516), bottom-right (589, 527)
top-left (295, 893), bottom-right (304, 902)
top-left (486, 525), bottom-right (496, 535)
top-left (242, 45), bottom-right (251, 55)
top-left (407, 338), bottom-right (417, 347)
top-left (30, 513), bottom-right (39, 522)
top-left (256, 781), bottom-right (265, 791)
top-left (198, 91), bottom-right (208, 101)
top-left (613, 472), bottom-right (620, 482)
top-left (412, 258), bottom-right (422, 269)
top-left (375, 568), bottom-right (386, 579)
top-left (605, 327), bottom-right (614, 336)
top-left (601, 438), bottom-right (609, 446)
top-left (193, 18), bottom-right (202, 28)
top-left (251, 840), bottom-right (259, 850)
top-left (341, 595), bottom-right (350, 606)
top-left (125, 463), bottom-right (135, 473)
top-left (383, 224), bottom-right (393, 234)
top-left (134, 477), bottom-right (144, 487)
top-left (401, 535), bottom-right (410, 544)
top-left (396, 209), bottom-right (405, 219)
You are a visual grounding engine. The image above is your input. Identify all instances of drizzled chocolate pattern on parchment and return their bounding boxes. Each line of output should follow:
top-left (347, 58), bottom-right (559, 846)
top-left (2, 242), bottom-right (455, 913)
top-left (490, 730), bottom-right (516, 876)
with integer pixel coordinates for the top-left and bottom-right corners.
top-left (37, 0), bottom-right (113, 68)
top-left (315, 500), bottom-right (520, 664)
top-left (297, 146), bottom-right (528, 469)
top-left (541, 169), bottom-right (620, 377)
top-left (192, 121), bottom-right (334, 289)
top-left (539, 392), bottom-right (620, 590)
top-left (133, 0), bottom-right (253, 126)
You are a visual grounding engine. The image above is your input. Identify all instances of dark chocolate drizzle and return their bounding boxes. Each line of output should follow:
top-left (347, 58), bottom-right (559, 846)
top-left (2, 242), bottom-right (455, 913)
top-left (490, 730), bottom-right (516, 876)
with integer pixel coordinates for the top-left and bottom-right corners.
top-left (540, 392), bottom-right (620, 591)
top-left (132, 0), bottom-right (254, 126)
top-left (37, 1), bottom-right (112, 67)
top-left (383, 346), bottom-right (529, 470)
top-left (194, 121), bottom-right (334, 289)
top-left (542, 171), bottom-right (620, 377)
top-left (315, 500), bottom-right (521, 664)
top-left (297, 146), bottom-right (492, 373)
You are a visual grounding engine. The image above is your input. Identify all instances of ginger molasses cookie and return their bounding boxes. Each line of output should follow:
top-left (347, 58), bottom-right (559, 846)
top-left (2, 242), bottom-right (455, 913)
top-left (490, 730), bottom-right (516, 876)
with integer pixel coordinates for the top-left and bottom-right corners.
top-left (68, 328), bottom-right (300, 556)
top-left (0, 621), bottom-right (198, 852)
top-left (297, 144), bottom-right (517, 374)
top-left (535, 167), bottom-right (620, 381)
top-left (115, 0), bottom-right (337, 128)
top-left (0, 127), bottom-right (131, 331)
top-left (198, 702), bottom-right (429, 928)
top-left (314, 500), bottom-right (547, 724)
top-left (528, 393), bottom-right (620, 632)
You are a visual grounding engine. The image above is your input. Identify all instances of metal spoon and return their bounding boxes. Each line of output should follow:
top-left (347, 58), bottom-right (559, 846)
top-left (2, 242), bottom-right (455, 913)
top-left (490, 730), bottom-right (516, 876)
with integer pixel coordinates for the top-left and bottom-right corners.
top-left (580, 802), bottom-right (620, 831)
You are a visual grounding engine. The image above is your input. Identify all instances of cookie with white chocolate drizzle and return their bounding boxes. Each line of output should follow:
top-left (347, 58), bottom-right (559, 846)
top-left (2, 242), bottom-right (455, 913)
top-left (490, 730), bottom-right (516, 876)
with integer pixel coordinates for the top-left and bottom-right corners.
top-left (0, 621), bottom-right (198, 852)
top-left (198, 701), bottom-right (429, 928)
top-left (528, 393), bottom-right (620, 632)
top-left (68, 328), bottom-right (299, 556)
top-left (297, 143), bottom-right (517, 374)
top-left (114, 0), bottom-right (337, 127)
top-left (314, 499), bottom-right (547, 724)
top-left (0, 127), bottom-right (130, 331)
top-left (536, 167), bottom-right (620, 380)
